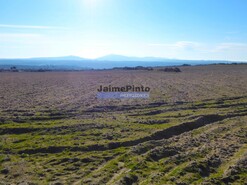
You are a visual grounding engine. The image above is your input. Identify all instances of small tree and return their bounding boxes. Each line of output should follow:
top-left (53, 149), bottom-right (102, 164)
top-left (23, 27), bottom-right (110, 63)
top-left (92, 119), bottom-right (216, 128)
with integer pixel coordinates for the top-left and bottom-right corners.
top-left (10, 66), bottom-right (18, 72)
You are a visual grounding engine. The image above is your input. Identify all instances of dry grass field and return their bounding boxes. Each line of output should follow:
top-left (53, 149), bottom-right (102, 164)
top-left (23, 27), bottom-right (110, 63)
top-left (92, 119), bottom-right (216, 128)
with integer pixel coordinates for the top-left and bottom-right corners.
top-left (0, 64), bottom-right (246, 184)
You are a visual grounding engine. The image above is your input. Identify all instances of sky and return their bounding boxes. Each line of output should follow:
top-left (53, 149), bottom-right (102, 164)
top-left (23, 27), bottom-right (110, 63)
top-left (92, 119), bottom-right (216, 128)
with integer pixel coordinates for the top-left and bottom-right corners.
top-left (0, 0), bottom-right (247, 61)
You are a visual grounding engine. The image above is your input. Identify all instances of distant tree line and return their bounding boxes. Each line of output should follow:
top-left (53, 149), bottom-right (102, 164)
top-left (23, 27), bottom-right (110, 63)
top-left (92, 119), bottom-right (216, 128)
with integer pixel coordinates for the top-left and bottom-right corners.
top-left (113, 66), bottom-right (182, 72)
top-left (158, 67), bottom-right (181, 72)
top-left (0, 66), bottom-right (19, 72)
top-left (0, 66), bottom-right (51, 72)
top-left (113, 66), bottom-right (154, 71)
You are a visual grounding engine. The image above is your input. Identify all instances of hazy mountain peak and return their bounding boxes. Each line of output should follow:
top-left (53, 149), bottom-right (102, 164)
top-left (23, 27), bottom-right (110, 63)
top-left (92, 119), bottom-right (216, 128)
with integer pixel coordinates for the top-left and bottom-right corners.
top-left (96, 54), bottom-right (167, 62)
top-left (31, 55), bottom-right (86, 61)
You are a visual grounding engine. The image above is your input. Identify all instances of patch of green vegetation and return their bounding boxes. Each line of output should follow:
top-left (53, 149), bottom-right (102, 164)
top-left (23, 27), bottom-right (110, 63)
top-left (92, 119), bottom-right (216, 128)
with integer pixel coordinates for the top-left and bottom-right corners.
top-left (1, 93), bottom-right (247, 184)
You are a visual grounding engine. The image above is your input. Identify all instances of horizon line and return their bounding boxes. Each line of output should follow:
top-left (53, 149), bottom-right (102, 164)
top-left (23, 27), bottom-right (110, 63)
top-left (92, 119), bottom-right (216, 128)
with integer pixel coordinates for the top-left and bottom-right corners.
top-left (0, 55), bottom-right (246, 62)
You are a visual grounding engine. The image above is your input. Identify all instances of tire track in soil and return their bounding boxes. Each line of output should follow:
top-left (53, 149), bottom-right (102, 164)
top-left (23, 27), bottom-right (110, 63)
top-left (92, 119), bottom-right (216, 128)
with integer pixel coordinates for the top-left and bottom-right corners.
top-left (16, 112), bottom-right (247, 155)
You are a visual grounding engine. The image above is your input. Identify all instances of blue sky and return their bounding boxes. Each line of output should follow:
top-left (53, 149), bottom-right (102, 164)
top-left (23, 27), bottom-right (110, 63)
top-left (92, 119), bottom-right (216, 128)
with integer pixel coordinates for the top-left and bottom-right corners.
top-left (0, 0), bottom-right (247, 61)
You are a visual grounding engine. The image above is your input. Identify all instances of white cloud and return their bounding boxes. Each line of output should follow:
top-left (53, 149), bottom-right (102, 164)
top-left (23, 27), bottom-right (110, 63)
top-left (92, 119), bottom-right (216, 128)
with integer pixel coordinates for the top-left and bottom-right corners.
top-left (0, 33), bottom-right (42, 38)
top-left (149, 41), bottom-right (200, 50)
top-left (174, 41), bottom-right (201, 50)
top-left (147, 41), bottom-right (247, 61)
top-left (149, 41), bottom-right (247, 53)
top-left (0, 24), bottom-right (67, 30)
top-left (0, 33), bottom-right (43, 43)
top-left (213, 43), bottom-right (247, 52)
top-left (0, 33), bottom-right (59, 46)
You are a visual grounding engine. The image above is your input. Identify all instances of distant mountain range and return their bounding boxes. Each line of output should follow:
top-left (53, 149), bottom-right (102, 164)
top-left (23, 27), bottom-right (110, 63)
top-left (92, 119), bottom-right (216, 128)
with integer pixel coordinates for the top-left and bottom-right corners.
top-left (0, 55), bottom-right (244, 70)
top-left (24, 54), bottom-right (173, 62)
top-left (30, 55), bottom-right (87, 61)
top-left (96, 54), bottom-right (168, 62)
